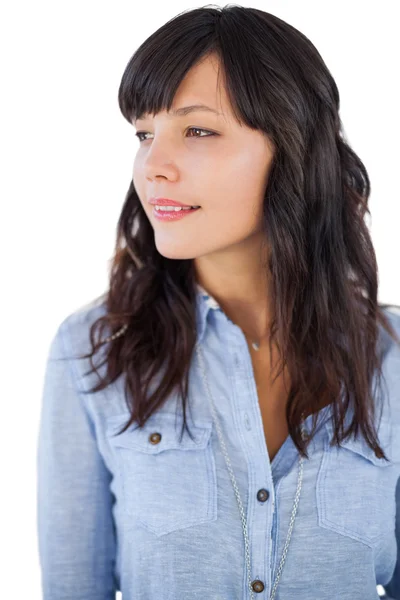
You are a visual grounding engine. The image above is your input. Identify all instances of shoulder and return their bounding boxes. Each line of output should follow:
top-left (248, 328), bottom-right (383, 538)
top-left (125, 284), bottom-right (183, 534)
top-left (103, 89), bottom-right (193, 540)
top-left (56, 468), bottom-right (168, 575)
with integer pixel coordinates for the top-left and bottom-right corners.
top-left (63, 293), bottom-right (108, 345)
top-left (47, 293), bottom-right (109, 390)
top-left (378, 304), bottom-right (400, 463)
top-left (54, 293), bottom-right (108, 351)
top-left (379, 304), bottom-right (400, 360)
top-left (381, 303), bottom-right (400, 327)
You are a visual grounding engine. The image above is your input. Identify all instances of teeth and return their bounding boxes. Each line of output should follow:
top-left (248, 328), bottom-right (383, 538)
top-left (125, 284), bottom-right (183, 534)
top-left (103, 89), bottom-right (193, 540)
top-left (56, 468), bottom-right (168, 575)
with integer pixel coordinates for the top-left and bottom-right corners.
top-left (155, 205), bottom-right (199, 211)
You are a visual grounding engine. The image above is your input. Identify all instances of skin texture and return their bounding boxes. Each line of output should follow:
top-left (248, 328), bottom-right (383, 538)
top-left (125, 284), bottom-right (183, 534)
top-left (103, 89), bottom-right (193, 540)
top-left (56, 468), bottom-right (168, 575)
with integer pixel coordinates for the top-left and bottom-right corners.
top-left (132, 52), bottom-right (276, 344)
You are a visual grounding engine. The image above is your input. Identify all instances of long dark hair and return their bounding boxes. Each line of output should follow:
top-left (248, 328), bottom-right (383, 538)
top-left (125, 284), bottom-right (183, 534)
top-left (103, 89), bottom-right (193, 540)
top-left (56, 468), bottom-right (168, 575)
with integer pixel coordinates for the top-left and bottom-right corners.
top-left (76, 4), bottom-right (400, 461)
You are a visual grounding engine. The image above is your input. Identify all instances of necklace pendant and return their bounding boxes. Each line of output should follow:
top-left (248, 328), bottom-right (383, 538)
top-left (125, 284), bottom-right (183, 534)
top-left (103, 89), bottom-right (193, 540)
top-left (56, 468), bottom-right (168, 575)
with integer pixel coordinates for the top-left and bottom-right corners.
top-left (251, 341), bottom-right (260, 351)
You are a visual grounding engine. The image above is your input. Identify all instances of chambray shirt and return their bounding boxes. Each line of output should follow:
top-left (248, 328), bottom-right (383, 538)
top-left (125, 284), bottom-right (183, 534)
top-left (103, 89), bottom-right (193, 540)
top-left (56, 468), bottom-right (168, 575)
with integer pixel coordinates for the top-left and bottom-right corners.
top-left (36, 284), bottom-right (400, 600)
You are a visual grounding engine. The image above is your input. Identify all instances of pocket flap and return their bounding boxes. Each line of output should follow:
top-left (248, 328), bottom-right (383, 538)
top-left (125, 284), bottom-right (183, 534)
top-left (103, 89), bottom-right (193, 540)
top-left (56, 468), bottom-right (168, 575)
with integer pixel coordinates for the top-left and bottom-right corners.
top-left (324, 418), bottom-right (393, 467)
top-left (106, 411), bottom-right (213, 454)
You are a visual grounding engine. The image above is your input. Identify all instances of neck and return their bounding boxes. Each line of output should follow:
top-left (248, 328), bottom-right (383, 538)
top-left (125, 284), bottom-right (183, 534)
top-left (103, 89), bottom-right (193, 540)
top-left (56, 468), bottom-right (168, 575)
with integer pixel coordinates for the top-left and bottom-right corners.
top-left (194, 262), bottom-right (273, 343)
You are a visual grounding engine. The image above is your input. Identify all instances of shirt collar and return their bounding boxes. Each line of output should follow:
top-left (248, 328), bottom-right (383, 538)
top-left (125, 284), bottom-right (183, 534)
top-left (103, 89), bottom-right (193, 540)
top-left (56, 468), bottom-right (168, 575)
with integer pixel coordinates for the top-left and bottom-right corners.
top-left (195, 283), bottom-right (221, 344)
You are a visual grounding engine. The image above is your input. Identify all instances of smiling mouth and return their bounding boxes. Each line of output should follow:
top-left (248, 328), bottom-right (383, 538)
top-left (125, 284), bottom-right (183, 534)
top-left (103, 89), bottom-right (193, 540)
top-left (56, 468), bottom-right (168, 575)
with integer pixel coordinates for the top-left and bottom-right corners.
top-left (152, 205), bottom-right (201, 220)
top-left (154, 205), bottom-right (201, 212)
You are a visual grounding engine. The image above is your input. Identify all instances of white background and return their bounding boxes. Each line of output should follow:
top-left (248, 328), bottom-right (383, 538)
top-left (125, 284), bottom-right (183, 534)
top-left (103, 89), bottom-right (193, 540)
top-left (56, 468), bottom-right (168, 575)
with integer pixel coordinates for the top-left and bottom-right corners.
top-left (0, 1), bottom-right (398, 597)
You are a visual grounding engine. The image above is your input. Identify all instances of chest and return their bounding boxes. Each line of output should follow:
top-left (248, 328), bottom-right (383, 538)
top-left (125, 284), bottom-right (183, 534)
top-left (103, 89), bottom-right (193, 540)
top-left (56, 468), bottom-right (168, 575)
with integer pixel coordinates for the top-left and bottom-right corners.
top-left (249, 345), bottom-right (291, 463)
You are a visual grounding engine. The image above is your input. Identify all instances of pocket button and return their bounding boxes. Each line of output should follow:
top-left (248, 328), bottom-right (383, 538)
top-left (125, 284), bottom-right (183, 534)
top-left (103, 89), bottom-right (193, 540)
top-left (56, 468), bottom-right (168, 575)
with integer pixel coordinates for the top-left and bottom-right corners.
top-left (149, 432), bottom-right (162, 444)
top-left (106, 412), bottom-right (218, 536)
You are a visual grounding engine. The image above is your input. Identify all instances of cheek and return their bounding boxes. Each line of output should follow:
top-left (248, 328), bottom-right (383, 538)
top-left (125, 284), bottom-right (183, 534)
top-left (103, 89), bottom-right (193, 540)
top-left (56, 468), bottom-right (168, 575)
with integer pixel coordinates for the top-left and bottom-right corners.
top-left (211, 169), bottom-right (266, 223)
top-left (132, 159), bottom-right (147, 205)
top-left (224, 198), bottom-right (263, 234)
top-left (210, 146), bottom-right (269, 207)
top-left (132, 157), bottom-right (141, 189)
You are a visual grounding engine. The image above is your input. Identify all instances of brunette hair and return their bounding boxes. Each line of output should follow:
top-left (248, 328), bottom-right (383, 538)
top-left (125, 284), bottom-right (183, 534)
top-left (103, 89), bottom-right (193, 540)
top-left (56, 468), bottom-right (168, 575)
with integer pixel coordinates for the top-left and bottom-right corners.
top-left (75, 4), bottom-right (400, 461)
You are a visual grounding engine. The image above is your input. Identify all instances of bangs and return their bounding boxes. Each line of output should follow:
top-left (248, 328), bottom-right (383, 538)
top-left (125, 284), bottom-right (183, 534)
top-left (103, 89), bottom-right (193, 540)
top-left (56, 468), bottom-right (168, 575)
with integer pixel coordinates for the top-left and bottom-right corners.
top-left (116, 5), bottom-right (311, 136)
top-left (117, 9), bottom-right (222, 124)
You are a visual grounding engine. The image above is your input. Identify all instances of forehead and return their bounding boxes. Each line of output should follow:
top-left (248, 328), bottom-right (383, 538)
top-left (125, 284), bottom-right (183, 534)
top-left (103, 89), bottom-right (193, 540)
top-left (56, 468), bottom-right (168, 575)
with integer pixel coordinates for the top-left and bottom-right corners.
top-left (136, 54), bottom-right (232, 124)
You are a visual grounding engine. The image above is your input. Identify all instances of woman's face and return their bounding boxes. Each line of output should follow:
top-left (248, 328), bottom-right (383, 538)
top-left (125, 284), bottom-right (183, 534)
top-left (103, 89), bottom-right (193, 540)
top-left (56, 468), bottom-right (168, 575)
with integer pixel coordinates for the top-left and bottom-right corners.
top-left (132, 53), bottom-right (275, 261)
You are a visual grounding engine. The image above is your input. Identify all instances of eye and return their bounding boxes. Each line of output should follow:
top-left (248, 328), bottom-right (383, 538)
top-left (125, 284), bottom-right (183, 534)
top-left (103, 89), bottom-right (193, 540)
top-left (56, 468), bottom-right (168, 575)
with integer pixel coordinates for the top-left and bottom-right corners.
top-left (135, 127), bottom-right (217, 142)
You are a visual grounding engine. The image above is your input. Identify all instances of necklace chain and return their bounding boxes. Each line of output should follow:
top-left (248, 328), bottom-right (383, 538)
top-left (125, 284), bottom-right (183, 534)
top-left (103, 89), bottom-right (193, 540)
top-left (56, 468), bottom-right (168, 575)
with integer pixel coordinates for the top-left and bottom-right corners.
top-left (242, 329), bottom-right (264, 351)
top-left (195, 340), bottom-right (307, 600)
top-left (102, 323), bottom-right (307, 599)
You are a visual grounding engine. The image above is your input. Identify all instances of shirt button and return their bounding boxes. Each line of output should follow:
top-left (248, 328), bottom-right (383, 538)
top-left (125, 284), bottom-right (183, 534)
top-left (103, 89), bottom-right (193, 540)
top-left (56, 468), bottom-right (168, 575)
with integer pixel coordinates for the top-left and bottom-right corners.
top-left (149, 432), bottom-right (162, 444)
top-left (244, 412), bottom-right (251, 430)
top-left (251, 579), bottom-right (265, 593)
top-left (257, 488), bottom-right (270, 502)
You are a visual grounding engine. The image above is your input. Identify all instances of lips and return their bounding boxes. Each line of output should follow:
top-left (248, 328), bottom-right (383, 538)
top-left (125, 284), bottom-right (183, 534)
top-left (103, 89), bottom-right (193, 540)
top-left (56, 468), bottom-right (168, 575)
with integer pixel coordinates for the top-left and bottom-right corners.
top-left (152, 205), bottom-right (201, 221)
top-left (149, 197), bottom-right (200, 208)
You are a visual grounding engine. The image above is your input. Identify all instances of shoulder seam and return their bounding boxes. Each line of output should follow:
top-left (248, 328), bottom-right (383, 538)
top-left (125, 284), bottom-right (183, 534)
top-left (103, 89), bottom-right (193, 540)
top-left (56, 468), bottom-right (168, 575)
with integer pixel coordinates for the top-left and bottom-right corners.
top-left (57, 319), bottom-right (97, 438)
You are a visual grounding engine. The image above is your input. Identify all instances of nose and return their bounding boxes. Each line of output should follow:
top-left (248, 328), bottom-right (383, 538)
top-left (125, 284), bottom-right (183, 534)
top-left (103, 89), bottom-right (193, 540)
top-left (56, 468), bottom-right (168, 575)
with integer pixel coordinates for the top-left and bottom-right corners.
top-left (142, 137), bottom-right (179, 183)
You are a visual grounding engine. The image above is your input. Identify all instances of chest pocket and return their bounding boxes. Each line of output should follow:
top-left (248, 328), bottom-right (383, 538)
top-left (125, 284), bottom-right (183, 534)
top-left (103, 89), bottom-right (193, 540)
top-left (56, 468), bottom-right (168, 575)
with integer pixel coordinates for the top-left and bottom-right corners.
top-left (106, 411), bottom-right (217, 537)
top-left (316, 418), bottom-right (397, 547)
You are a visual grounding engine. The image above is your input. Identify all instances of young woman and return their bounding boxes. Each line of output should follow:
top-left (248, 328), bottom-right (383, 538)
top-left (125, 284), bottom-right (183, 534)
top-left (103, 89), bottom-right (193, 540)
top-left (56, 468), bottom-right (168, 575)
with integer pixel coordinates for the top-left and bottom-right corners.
top-left (37, 5), bottom-right (400, 599)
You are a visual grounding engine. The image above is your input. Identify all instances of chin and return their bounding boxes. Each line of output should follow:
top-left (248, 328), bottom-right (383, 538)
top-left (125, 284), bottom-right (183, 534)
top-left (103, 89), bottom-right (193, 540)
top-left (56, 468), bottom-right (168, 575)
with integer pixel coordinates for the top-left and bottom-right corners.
top-left (155, 243), bottom-right (198, 261)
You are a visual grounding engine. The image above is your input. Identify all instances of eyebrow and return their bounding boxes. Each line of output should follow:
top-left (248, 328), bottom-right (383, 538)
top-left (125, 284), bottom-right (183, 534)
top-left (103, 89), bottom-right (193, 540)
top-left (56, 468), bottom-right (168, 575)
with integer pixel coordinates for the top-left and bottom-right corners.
top-left (135, 104), bottom-right (222, 121)
top-left (171, 104), bottom-right (222, 117)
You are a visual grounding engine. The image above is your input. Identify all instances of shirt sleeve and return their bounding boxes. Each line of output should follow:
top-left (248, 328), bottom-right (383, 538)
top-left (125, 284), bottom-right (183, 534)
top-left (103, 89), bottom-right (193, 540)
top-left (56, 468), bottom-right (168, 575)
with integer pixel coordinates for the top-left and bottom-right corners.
top-left (383, 306), bottom-right (400, 598)
top-left (36, 319), bottom-right (118, 599)
top-left (384, 476), bottom-right (400, 598)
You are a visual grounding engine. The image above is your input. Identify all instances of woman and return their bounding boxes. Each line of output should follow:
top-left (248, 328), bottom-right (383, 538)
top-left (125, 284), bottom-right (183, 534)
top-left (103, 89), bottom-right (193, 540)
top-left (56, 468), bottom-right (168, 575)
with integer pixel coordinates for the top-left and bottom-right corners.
top-left (37, 5), bottom-right (400, 599)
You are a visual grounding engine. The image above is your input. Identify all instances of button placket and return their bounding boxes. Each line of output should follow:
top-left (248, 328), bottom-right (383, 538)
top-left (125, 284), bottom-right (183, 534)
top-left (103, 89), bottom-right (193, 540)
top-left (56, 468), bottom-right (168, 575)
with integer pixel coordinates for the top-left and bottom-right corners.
top-left (234, 335), bottom-right (272, 598)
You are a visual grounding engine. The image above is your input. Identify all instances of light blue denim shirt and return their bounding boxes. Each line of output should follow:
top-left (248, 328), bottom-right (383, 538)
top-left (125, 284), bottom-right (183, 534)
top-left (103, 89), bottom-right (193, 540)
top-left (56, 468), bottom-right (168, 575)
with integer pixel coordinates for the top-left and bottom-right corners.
top-left (37, 284), bottom-right (400, 599)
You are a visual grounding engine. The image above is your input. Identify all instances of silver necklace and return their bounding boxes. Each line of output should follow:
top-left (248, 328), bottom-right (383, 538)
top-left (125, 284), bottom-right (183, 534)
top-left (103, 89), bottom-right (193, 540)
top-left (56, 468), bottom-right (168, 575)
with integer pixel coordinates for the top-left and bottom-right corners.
top-left (246, 336), bottom-right (261, 351)
top-left (195, 340), bottom-right (307, 600)
top-left (102, 323), bottom-right (307, 599)
top-left (238, 326), bottom-right (261, 351)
